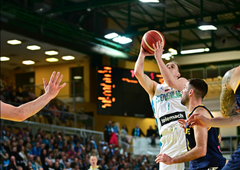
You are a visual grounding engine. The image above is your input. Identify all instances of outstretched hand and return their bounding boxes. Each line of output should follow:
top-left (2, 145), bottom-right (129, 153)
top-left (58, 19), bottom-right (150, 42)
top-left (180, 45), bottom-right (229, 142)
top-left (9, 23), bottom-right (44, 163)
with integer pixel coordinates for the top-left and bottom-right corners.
top-left (153, 41), bottom-right (164, 60)
top-left (155, 153), bottom-right (173, 165)
top-left (43, 71), bottom-right (66, 99)
top-left (187, 113), bottom-right (210, 128)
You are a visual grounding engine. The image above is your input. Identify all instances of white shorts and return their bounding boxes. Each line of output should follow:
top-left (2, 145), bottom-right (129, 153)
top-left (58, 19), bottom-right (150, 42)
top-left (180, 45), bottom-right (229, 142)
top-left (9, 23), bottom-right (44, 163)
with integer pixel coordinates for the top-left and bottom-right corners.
top-left (159, 126), bottom-right (187, 170)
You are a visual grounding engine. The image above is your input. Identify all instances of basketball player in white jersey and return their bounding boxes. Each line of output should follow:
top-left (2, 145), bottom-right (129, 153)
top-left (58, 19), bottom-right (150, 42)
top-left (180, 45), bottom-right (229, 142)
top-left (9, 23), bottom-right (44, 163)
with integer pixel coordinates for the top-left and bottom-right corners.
top-left (134, 41), bottom-right (188, 170)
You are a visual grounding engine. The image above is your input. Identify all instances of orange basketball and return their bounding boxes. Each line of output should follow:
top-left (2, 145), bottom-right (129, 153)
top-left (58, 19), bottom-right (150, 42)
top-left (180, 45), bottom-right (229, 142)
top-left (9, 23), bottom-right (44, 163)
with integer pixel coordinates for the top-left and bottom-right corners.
top-left (141, 30), bottom-right (165, 54)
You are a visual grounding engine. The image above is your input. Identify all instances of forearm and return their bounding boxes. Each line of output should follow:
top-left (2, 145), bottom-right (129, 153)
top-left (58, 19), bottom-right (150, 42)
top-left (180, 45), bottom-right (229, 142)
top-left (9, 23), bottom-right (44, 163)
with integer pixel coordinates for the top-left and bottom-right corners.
top-left (208, 115), bottom-right (240, 128)
top-left (134, 53), bottom-right (145, 78)
top-left (1, 93), bottom-right (53, 122)
top-left (155, 57), bottom-right (174, 85)
top-left (172, 147), bottom-right (205, 164)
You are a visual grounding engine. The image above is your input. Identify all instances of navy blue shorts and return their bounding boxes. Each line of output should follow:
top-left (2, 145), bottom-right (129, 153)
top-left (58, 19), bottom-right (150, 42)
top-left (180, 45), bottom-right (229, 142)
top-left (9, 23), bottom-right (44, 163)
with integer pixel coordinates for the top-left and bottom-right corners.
top-left (222, 142), bottom-right (240, 170)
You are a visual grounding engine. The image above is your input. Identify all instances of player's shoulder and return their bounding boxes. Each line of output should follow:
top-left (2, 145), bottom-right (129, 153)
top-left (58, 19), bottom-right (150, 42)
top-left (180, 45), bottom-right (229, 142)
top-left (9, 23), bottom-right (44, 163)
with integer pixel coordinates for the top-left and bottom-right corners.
top-left (192, 106), bottom-right (212, 118)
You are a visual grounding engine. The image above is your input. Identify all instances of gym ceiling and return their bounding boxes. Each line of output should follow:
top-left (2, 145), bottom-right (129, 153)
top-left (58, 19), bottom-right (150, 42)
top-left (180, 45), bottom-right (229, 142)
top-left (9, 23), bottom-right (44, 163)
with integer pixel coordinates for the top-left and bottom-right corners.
top-left (1, 0), bottom-right (240, 67)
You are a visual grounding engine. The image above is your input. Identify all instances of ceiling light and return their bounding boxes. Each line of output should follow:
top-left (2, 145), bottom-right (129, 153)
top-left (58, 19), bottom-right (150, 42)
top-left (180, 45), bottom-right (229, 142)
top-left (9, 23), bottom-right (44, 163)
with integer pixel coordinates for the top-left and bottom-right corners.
top-left (181, 48), bottom-right (210, 54)
top-left (168, 48), bottom-right (178, 55)
top-left (139, 0), bottom-right (159, 2)
top-left (104, 33), bottom-right (119, 39)
top-left (0, 56), bottom-right (10, 61)
top-left (74, 76), bottom-right (82, 80)
top-left (22, 60), bottom-right (35, 65)
top-left (112, 36), bottom-right (132, 44)
top-left (45, 50), bottom-right (58, 55)
top-left (27, 45), bottom-right (41, 50)
top-left (162, 53), bottom-right (171, 60)
top-left (62, 55), bottom-right (75, 60)
top-left (198, 25), bottom-right (217, 31)
top-left (46, 57), bottom-right (59, 62)
top-left (7, 39), bottom-right (22, 45)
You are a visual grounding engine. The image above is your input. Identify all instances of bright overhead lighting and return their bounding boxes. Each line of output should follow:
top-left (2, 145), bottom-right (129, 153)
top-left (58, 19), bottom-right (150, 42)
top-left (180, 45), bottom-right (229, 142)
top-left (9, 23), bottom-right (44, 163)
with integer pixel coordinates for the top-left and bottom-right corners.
top-left (62, 55), bottom-right (75, 60)
top-left (27, 45), bottom-right (41, 50)
top-left (7, 39), bottom-right (22, 45)
top-left (104, 33), bottom-right (119, 39)
top-left (162, 53), bottom-right (172, 60)
top-left (181, 48), bottom-right (210, 54)
top-left (139, 0), bottom-right (159, 2)
top-left (22, 60), bottom-right (35, 65)
top-left (198, 25), bottom-right (217, 31)
top-left (168, 48), bottom-right (178, 55)
top-left (74, 76), bottom-right (82, 80)
top-left (113, 36), bottom-right (132, 44)
top-left (45, 50), bottom-right (58, 55)
top-left (46, 57), bottom-right (59, 62)
top-left (0, 56), bottom-right (10, 61)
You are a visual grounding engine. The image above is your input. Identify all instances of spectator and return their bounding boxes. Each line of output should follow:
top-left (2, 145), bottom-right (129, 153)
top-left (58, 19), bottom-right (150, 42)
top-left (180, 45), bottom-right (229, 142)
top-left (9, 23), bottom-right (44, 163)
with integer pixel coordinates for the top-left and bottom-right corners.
top-left (120, 125), bottom-right (128, 143)
top-left (16, 128), bottom-right (25, 139)
top-left (131, 124), bottom-right (145, 137)
top-left (18, 146), bottom-right (28, 165)
top-left (74, 143), bottom-right (82, 153)
top-left (40, 149), bottom-right (48, 167)
top-left (44, 158), bottom-right (54, 170)
top-left (146, 126), bottom-right (155, 137)
top-left (25, 127), bottom-right (33, 139)
top-left (32, 142), bottom-right (42, 156)
top-left (112, 122), bottom-right (119, 136)
top-left (65, 162), bottom-right (72, 170)
top-left (17, 139), bottom-right (24, 152)
top-left (7, 156), bottom-right (18, 170)
top-left (28, 154), bottom-right (37, 170)
top-left (53, 161), bottom-right (61, 170)
top-left (104, 121), bottom-right (112, 143)
top-left (78, 159), bottom-right (85, 170)
top-left (2, 152), bottom-right (10, 170)
top-left (90, 136), bottom-right (97, 150)
top-left (42, 134), bottom-right (50, 146)
top-left (70, 157), bottom-right (80, 168)
top-left (34, 156), bottom-right (43, 170)
top-left (9, 146), bottom-right (25, 168)
top-left (88, 154), bottom-right (101, 170)
top-left (68, 136), bottom-right (76, 149)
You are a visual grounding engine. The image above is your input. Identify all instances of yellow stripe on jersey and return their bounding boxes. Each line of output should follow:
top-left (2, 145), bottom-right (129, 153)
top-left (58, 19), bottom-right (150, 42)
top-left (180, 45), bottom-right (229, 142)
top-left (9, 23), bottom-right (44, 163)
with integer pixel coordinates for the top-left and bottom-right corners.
top-left (234, 77), bottom-right (240, 94)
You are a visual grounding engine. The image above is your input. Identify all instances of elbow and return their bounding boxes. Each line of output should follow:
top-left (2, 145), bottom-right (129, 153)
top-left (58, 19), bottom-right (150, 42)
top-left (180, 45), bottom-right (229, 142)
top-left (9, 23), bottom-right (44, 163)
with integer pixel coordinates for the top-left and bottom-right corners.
top-left (16, 108), bottom-right (27, 122)
top-left (134, 69), bottom-right (141, 79)
top-left (198, 147), bottom-right (207, 158)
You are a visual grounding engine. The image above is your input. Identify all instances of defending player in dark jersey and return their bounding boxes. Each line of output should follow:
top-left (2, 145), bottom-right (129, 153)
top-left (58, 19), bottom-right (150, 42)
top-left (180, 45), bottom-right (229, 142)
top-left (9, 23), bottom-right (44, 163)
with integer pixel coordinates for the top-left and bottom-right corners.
top-left (186, 66), bottom-right (240, 170)
top-left (155, 79), bottom-right (226, 170)
top-left (186, 105), bottom-right (226, 169)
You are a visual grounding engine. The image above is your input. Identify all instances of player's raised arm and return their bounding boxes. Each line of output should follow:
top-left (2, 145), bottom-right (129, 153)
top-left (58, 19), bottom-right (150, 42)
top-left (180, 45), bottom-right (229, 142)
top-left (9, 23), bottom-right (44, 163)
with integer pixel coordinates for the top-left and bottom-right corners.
top-left (153, 41), bottom-right (188, 91)
top-left (0, 71), bottom-right (66, 122)
top-left (134, 47), bottom-right (157, 99)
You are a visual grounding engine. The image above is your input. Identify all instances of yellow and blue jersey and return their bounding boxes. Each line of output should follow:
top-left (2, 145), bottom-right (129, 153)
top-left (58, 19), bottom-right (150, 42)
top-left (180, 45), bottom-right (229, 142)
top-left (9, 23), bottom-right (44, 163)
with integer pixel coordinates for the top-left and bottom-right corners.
top-left (186, 105), bottom-right (226, 170)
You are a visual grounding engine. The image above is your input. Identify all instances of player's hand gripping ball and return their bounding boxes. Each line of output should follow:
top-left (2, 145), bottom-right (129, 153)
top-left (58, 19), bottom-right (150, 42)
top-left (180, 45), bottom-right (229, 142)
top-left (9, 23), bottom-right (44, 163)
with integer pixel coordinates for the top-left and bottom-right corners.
top-left (141, 30), bottom-right (165, 54)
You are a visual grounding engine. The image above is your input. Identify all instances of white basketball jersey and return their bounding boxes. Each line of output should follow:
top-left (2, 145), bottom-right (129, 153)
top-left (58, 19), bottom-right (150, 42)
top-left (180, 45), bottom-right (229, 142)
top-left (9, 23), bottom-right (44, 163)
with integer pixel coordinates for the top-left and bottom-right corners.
top-left (151, 82), bottom-right (188, 135)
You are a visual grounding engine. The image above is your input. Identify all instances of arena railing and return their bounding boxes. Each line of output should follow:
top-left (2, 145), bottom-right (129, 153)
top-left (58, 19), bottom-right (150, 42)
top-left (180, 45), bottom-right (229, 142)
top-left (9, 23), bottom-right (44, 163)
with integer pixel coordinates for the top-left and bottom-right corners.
top-left (1, 119), bottom-right (103, 146)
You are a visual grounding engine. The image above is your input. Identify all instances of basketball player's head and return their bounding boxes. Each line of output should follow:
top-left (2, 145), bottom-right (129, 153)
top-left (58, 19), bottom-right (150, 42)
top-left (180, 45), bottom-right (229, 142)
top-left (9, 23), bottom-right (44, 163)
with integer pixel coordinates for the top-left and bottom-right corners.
top-left (181, 78), bottom-right (208, 106)
top-left (166, 62), bottom-right (181, 79)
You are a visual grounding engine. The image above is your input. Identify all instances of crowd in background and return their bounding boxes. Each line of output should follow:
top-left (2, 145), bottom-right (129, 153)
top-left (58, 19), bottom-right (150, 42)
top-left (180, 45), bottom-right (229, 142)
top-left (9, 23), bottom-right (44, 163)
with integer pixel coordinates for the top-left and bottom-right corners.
top-left (104, 121), bottom-right (159, 147)
top-left (0, 126), bottom-right (159, 170)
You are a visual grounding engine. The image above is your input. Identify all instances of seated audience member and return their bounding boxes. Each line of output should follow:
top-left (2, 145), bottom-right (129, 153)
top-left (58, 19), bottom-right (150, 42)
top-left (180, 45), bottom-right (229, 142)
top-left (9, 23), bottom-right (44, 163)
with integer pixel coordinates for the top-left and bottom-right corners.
top-left (7, 156), bottom-right (18, 170)
top-left (2, 152), bottom-right (10, 170)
